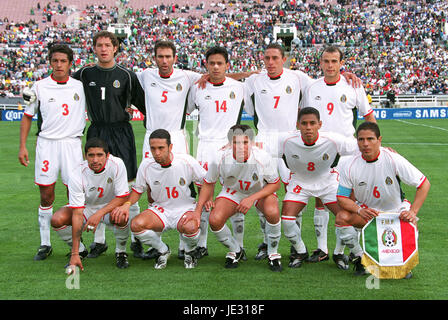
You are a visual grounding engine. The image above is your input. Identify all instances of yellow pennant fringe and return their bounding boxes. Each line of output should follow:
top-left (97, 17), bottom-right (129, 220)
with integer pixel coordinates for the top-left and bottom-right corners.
top-left (361, 252), bottom-right (419, 279)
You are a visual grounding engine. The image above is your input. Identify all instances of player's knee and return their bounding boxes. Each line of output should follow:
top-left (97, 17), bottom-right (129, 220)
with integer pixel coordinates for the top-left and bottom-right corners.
top-left (130, 216), bottom-right (146, 233)
top-left (181, 220), bottom-right (199, 235)
top-left (50, 214), bottom-right (64, 228)
top-left (209, 212), bottom-right (225, 231)
top-left (335, 210), bottom-right (351, 226)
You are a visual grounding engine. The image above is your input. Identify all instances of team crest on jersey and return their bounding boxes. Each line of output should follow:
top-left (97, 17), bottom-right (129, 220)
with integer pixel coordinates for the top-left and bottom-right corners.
top-left (107, 177), bottom-right (113, 184)
top-left (286, 86), bottom-right (292, 94)
top-left (113, 80), bottom-right (120, 88)
top-left (340, 94), bottom-right (347, 103)
top-left (73, 93), bottom-right (80, 101)
top-left (252, 173), bottom-right (258, 181)
top-left (179, 177), bottom-right (186, 186)
top-left (229, 91), bottom-right (236, 99)
top-left (322, 153), bottom-right (329, 161)
top-left (176, 83), bottom-right (182, 91)
top-left (385, 176), bottom-right (393, 185)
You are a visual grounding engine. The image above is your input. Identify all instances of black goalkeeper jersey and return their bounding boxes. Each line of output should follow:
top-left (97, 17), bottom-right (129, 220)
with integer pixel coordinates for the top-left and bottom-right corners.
top-left (73, 64), bottom-right (145, 123)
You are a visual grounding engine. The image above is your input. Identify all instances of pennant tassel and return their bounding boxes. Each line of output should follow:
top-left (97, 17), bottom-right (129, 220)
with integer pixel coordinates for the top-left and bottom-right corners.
top-left (362, 252), bottom-right (419, 279)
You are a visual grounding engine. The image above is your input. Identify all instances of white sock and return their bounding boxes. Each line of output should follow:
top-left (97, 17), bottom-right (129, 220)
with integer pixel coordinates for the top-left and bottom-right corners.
top-left (295, 211), bottom-right (303, 229)
top-left (230, 212), bottom-right (245, 248)
top-left (181, 230), bottom-right (200, 253)
top-left (265, 220), bottom-right (281, 256)
top-left (93, 222), bottom-right (106, 244)
top-left (256, 207), bottom-right (268, 244)
top-left (335, 225), bottom-right (363, 257)
top-left (282, 216), bottom-right (306, 253)
top-left (212, 224), bottom-right (240, 253)
top-left (314, 208), bottom-right (329, 253)
top-left (53, 225), bottom-right (86, 252)
top-left (38, 205), bottom-right (53, 246)
top-left (129, 202), bottom-right (140, 243)
top-left (113, 223), bottom-right (130, 253)
top-left (197, 209), bottom-right (209, 248)
top-left (135, 229), bottom-right (168, 253)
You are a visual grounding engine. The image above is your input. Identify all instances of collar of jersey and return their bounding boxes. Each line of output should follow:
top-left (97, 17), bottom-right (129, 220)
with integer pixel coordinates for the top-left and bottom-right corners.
top-left (362, 150), bottom-right (380, 163)
top-left (159, 69), bottom-right (174, 79)
top-left (268, 70), bottom-right (283, 80)
top-left (301, 132), bottom-right (319, 146)
top-left (324, 75), bottom-right (341, 86)
top-left (209, 79), bottom-right (225, 86)
top-left (50, 74), bottom-right (69, 84)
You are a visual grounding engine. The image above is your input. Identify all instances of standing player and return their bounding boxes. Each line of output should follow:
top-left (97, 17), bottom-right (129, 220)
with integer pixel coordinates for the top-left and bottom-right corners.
top-left (336, 122), bottom-right (430, 276)
top-left (52, 138), bottom-right (131, 271)
top-left (18, 44), bottom-right (86, 261)
top-left (73, 31), bottom-right (146, 259)
top-left (111, 129), bottom-right (206, 269)
top-left (187, 46), bottom-right (246, 258)
top-left (279, 107), bottom-right (358, 268)
top-left (301, 45), bottom-right (376, 266)
top-left (193, 125), bottom-right (283, 271)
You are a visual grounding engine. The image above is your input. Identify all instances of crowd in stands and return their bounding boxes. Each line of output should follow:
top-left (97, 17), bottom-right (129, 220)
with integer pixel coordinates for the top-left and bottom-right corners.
top-left (0, 0), bottom-right (447, 98)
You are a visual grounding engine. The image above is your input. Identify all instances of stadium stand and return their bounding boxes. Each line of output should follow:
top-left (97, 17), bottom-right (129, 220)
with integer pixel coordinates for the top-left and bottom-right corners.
top-left (0, 0), bottom-right (447, 106)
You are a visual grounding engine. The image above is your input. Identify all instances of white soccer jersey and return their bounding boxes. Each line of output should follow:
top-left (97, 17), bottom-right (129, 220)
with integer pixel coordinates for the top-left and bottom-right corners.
top-left (244, 68), bottom-right (312, 133)
top-left (204, 146), bottom-right (279, 195)
top-left (279, 131), bottom-right (358, 190)
top-left (24, 75), bottom-right (86, 140)
top-left (68, 155), bottom-right (130, 212)
top-left (132, 153), bottom-right (206, 211)
top-left (137, 68), bottom-right (202, 132)
top-left (187, 77), bottom-right (245, 141)
top-left (337, 147), bottom-right (427, 212)
top-left (302, 76), bottom-right (373, 137)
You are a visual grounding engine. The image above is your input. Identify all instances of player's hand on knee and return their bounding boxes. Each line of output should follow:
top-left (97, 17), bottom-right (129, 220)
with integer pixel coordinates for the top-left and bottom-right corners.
top-left (111, 209), bottom-right (129, 226)
top-left (205, 200), bottom-right (215, 212)
top-left (181, 211), bottom-right (201, 230)
top-left (237, 197), bottom-right (255, 215)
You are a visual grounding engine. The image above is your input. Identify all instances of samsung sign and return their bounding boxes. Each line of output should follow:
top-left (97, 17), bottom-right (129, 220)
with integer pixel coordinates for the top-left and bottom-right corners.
top-left (357, 107), bottom-right (448, 120)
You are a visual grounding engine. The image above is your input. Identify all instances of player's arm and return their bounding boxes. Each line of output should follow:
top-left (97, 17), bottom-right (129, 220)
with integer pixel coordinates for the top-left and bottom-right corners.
top-left (400, 178), bottom-right (430, 224)
top-left (363, 112), bottom-right (376, 123)
top-left (18, 114), bottom-right (33, 167)
top-left (193, 181), bottom-right (216, 215)
top-left (130, 71), bottom-right (146, 115)
top-left (69, 207), bottom-right (85, 272)
top-left (84, 196), bottom-right (129, 233)
top-left (337, 185), bottom-right (379, 220)
top-left (227, 70), bottom-right (261, 81)
top-left (110, 189), bottom-right (142, 225)
top-left (342, 71), bottom-right (362, 88)
top-left (237, 180), bottom-right (281, 214)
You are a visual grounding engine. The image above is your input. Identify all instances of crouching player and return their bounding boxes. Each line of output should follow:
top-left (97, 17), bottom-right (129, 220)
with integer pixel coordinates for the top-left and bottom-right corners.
top-left (112, 129), bottom-right (206, 269)
top-left (336, 122), bottom-right (430, 276)
top-left (52, 138), bottom-right (131, 271)
top-left (279, 107), bottom-right (358, 269)
top-left (193, 124), bottom-right (283, 271)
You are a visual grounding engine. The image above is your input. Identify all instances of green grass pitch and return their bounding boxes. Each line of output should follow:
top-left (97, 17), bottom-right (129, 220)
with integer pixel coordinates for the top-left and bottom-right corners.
top-left (0, 118), bottom-right (447, 301)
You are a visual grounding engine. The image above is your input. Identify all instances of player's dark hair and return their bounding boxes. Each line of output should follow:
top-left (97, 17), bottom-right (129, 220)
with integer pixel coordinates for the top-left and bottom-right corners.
top-left (150, 129), bottom-right (172, 146)
top-left (205, 46), bottom-right (229, 63)
top-left (227, 124), bottom-right (255, 143)
top-left (93, 31), bottom-right (120, 56)
top-left (154, 40), bottom-right (176, 57)
top-left (356, 122), bottom-right (381, 138)
top-left (321, 45), bottom-right (344, 61)
top-left (266, 43), bottom-right (285, 57)
top-left (48, 43), bottom-right (73, 62)
top-left (298, 107), bottom-right (320, 122)
top-left (85, 137), bottom-right (109, 154)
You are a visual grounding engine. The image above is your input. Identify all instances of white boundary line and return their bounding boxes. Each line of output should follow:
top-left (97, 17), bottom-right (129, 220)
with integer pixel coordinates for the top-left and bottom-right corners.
top-left (383, 142), bottom-right (448, 146)
top-left (394, 119), bottom-right (448, 132)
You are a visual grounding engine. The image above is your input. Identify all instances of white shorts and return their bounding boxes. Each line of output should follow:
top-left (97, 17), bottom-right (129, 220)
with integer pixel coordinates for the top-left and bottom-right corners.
top-left (82, 206), bottom-right (124, 228)
top-left (255, 132), bottom-right (291, 183)
top-left (195, 138), bottom-right (228, 185)
top-left (147, 202), bottom-right (196, 232)
top-left (35, 136), bottom-right (83, 186)
top-left (143, 129), bottom-right (189, 159)
top-left (283, 173), bottom-right (339, 206)
top-left (216, 187), bottom-right (277, 212)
